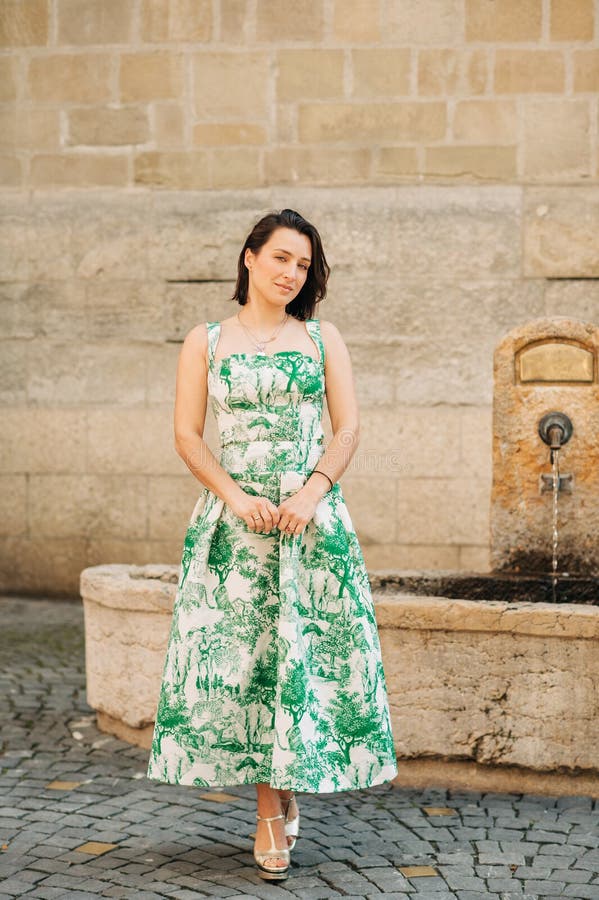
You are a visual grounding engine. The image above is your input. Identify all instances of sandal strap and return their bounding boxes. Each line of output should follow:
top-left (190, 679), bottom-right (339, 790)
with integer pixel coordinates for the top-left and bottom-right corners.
top-left (256, 812), bottom-right (285, 821)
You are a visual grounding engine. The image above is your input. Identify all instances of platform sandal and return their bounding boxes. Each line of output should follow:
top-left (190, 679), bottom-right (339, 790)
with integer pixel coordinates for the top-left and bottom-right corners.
top-left (283, 793), bottom-right (300, 850)
top-left (253, 812), bottom-right (290, 880)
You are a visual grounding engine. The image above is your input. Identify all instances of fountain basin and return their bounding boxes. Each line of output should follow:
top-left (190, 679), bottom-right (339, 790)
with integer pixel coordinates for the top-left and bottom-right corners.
top-left (79, 563), bottom-right (599, 798)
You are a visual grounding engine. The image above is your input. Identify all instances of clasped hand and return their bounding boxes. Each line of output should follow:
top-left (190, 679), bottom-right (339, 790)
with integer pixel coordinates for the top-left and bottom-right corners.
top-left (232, 486), bottom-right (320, 536)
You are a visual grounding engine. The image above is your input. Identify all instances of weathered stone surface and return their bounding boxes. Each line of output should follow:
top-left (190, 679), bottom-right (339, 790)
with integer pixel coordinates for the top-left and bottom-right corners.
top-left (524, 187), bottom-right (599, 277)
top-left (490, 317), bottom-right (599, 573)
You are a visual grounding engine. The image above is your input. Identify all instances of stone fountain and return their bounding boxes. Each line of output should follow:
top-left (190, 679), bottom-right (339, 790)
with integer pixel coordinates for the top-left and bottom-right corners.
top-left (79, 317), bottom-right (599, 799)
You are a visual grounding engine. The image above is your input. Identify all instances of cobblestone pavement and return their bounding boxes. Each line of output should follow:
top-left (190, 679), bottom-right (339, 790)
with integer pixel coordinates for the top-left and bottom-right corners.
top-left (1, 596), bottom-right (598, 900)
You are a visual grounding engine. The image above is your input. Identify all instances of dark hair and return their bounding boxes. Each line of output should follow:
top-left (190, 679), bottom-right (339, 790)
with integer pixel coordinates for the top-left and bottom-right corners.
top-left (231, 208), bottom-right (330, 320)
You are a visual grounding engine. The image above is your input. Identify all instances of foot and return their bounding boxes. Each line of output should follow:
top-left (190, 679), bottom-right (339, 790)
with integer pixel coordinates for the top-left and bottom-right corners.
top-left (255, 802), bottom-right (288, 869)
top-left (278, 791), bottom-right (299, 848)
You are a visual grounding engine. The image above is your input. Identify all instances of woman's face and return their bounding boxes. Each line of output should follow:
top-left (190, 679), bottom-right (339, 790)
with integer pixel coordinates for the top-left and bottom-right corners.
top-left (245, 227), bottom-right (312, 306)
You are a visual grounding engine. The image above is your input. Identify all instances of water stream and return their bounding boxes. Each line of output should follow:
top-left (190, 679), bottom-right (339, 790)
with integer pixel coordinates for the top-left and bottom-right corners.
top-left (551, 447), bottom-right (560, 603)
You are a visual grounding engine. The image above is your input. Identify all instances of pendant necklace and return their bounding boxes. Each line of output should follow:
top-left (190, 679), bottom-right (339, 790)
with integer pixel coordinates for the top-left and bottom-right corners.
top-left (237, 311), bottom-right (290, 353)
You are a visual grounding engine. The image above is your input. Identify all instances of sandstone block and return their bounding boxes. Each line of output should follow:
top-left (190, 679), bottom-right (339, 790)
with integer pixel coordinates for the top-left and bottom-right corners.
top-left (0, 280), bottom-right (87, 340)
top-left (134, 151), bottom-right (212, 189)
top-left (332, 0), bottom-right (381, 42)
top-left (0, 342), bottom-right (26, 404)
top-left (299, 102), bottom-right (446, 142)
top-left (397, 476), bottom-right (490, 545)
top-left (85, 279), bottom-right (165, 341)
top-left (69, 193), bottom-right (151, 279)
top-left (28, 54), bottom-right (113, 103)
top-left (193, 123), bottom-right (266, 146)
top-left (27, 341), bottom-right (147, 406)
top-left (418, 49), bottom-right (487, 96)
top-left (359, 405), bottom-right (462, 480)
top-left (459, 408), bottom-right (493, 483)
top-left (31, 153), bottom-right (128, 187)
top-left (148, 476), bottom-right (203, 540)
top-left (453, 100), bottom-right (517, 144)
top-left (277, 49), bottom-right (344, 101)
top-left (351, 49), bottom-right (410, 97)
top-left (57, 0), bottom-right (134, 44)
top-left (384, 0), bottom-right (462, 43)
top-left (211, 148), bottom-right (261, 188)
top-left (573, 49), bottom-right (599, 92)
top-left (0, 537), bottom-right (88, 594)
top-left (494, 50), bottom-right (565, 93)
top-left (524, 187), bottom-right (599, 277)
top-left (146, 191), bottom-right (265, 280)
top-left (0, 475), bottom-right (26, 536)
top-left (0, 0), bottom-right (48, 46)
top-left (0, 409), bottom-right (87, 473)
top-left (0, 107), bottom-right (59, 150)
top-left (364, 543), bottom-right (461, 570)
top-left (336, 477), bottom-right (398, 544)
top-left (0, 56), bottom-right (17, 100)
top-left (154, 103), bottom-right (185, 147)
top-left (465, 0), bottom-right (542, 41)
top-left (264, 147), bottom-right (370, 185)
top-left (550, 0), bottom-right (594, 40)
top-left (310, 186), bottom-right (521, 280)
top-left (163, 282), bottom-right (235, 344)
top-left (87, 409), bottom-right (181, 475)
top-left (523, 100), bottom-right (590, 179)
top-left (374, 147), bottom-right (419, 177)
top-left (256, 0), bottom-right (323, 42)
top-left (68, 106), bottom-right (149, 146)
top-left (458, 545), bottom-right (490, 570)
top-left (29, 474), bottom-right (148, 539)
top-left (220, 0), bottom-right (248, 43)
top-left (193, 52), bottom-right (269, 118)
top-left (424, 146), bottom-right (517, 179)
top-left (544, 280), bottom-right (599, 320)
top-left (140, 0), bottom-right (212, 42)
top-left (0, 155), bottom-right (22, 187)
top-left (120, 52), bottom-right (184, 102)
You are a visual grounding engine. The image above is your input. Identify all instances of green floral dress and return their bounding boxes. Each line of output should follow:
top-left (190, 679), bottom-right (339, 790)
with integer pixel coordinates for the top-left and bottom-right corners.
top-left (146, 318), bottom-right (398, 792)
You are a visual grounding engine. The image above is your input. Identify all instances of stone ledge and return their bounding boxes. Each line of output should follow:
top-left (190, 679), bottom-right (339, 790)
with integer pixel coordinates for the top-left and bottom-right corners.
top-left (373, 592), bottom-right (599, 639)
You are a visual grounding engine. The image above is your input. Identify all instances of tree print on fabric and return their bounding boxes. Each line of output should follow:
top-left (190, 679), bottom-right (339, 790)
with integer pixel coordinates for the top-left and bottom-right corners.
top-left (146, 319), bottom-right (398, 792)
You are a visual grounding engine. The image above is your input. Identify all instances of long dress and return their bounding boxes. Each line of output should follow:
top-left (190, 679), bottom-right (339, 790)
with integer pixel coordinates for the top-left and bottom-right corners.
top-left (146, 318), bottom-right (398, 793)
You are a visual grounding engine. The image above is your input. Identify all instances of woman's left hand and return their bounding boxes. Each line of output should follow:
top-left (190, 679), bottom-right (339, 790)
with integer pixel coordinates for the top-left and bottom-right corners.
top-left (276, 486), bottom-right (321, 535)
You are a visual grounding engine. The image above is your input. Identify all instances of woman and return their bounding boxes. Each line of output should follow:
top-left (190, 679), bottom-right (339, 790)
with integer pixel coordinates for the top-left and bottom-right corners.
top-left (146, 208), bottom-right (398, 881)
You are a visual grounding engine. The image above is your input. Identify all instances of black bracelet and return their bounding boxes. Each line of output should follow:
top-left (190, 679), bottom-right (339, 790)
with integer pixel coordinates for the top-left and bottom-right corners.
top-left (311, 469), bottom-right (334, 491)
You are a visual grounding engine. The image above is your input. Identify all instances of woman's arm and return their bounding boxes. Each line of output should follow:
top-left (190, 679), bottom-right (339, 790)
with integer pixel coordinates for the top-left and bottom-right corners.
top-left (173, 324), bottom-right (248, 509)
top-left (303, 319), bottom-right (360, 499)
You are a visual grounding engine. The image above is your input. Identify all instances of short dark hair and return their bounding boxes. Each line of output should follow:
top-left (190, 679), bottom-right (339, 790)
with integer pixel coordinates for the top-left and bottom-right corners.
top-left (231, 208), bottom-right (330, 320)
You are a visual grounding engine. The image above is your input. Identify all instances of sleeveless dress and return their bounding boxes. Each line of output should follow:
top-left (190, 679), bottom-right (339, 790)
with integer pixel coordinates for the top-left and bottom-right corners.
top-left (146, 318), bottom-right (398, 793)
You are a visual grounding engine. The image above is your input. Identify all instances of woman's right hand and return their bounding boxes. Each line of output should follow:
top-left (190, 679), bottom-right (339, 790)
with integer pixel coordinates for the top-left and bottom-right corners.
top-left (229, 492), bottom-right (281, 533)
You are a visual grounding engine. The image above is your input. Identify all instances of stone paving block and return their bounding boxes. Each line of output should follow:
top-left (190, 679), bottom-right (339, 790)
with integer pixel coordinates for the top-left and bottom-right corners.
top-left (0, 880), bottom-right (36, 897)
top-left (1, 596), bottom-right (598, 900)
top-left (486, 877), bottom-right (527, 892)
top-left (477, 851), bottom-right (527, 865)
top-left (554, 868), bottom-right (593, 883)
top-left (563, 887), bottom-right (599, 899)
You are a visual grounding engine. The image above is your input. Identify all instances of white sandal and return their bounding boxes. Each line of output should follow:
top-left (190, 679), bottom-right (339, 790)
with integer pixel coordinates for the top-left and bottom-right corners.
top-left (253, 812), bottom-right (290, 880)
top-left (283, 793), bottom-right (300, 850)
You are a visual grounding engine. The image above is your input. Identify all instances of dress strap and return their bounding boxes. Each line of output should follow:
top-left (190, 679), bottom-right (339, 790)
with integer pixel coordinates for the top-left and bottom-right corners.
top-left (206, 321), bottom-right (221, 369)
top-left (306, 318), bottom-right (325, 367)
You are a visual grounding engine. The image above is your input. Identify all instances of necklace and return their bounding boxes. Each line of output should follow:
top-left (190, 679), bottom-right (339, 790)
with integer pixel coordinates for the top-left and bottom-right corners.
top-left (236, 311), bottom-right (290, 353)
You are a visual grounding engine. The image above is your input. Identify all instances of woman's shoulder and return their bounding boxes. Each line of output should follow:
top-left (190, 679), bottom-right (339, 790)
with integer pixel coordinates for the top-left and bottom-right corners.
top-left (313, 318), bottom-right (344, 346)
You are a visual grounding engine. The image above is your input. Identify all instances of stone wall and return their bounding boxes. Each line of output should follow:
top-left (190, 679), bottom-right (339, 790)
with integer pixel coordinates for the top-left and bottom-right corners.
top-left (1, 0), bottom-right (598, 187)
top-left (1, 1), bottom-right (598, 594)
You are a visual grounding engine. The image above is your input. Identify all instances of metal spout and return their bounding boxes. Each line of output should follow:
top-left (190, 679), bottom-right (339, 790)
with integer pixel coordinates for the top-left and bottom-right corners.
top-left (538, 412), bottom-right (573, 450)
